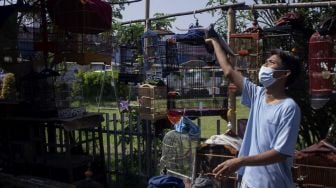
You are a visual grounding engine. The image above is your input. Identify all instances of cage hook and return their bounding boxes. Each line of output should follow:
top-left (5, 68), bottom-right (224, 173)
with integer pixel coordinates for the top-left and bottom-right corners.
top-left (193, 10), bottom-right (199, 27)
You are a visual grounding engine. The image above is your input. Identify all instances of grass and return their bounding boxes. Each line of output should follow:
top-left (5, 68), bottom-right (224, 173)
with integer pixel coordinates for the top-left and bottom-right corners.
top-left (197, 96), bottom-right (249, 138)
top-left (85, 96), bottom-right (250, 140)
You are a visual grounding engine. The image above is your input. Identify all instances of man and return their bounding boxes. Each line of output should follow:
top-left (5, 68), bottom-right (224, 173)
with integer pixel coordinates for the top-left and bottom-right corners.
top-left (205, 37), bottom-right (301, 188)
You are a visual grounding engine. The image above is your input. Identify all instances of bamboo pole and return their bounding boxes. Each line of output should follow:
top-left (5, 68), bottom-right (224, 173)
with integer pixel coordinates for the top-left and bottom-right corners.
top-left (227, 8), bottom-right (238, 134)
top-left (121, 1), bottom-right (336, 25)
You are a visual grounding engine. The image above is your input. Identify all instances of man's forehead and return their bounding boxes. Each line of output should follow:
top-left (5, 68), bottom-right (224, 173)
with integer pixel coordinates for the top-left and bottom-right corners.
top-left (268, 55), bottom-right (283, 65)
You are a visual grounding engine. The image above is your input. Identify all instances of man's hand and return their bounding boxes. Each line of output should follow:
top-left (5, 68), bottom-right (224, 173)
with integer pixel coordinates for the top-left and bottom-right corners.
top-left (212, 157), bottom-right (243, 179)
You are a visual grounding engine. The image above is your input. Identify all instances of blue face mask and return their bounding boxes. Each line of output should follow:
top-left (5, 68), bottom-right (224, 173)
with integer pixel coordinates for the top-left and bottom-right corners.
top-left (258, 66), bottom-right (286, 87)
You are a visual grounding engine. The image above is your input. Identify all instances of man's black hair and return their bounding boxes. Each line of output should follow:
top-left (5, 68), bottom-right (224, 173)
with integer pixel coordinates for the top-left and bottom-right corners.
top-left (270, 49), bottom-right (301, 87)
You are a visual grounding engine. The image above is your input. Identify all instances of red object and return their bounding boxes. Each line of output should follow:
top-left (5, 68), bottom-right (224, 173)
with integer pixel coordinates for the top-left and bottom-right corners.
top-left (228, 83), bottom-right (237, 92)
top-left (308, 32), bottom-right (335, 108)
top-left (238, 49), bottom-right (249, 56)
top-left (47, 0), bottom-right (112, 34)
top-left (167, 111), bottom-right (182, 125)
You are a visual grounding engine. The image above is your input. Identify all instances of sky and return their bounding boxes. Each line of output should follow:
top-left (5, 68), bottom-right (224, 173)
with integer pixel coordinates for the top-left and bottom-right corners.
top-left (120, 0), bottom-right (230, 33)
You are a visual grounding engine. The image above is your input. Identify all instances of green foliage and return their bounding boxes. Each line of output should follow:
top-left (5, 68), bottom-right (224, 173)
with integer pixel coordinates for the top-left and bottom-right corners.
top-left (152, 13), bottom-right (176, 30)
top-left (113, 12), bottom-right (176, 47)
top-left (77, 71), bottom-right (118, 102)
top-left (112, 22), bottom-right (145, 47)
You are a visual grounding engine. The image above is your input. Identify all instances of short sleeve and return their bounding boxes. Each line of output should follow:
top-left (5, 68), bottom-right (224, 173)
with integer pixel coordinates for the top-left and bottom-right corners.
top-left (241, 78), bottom-right (261, 108)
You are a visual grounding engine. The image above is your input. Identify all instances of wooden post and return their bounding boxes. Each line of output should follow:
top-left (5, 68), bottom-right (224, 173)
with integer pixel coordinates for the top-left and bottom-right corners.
top-left (227, 8), bottom-right (237, 134)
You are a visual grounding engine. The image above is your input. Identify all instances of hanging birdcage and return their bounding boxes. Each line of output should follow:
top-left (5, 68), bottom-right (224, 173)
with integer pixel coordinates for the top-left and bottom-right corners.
top-left (166, 29), bottom-right (228, 119)
top-left (141, 29), bottom-right (175, 79)
top-left (160, 116), bottom-right (200, 181)
top-left (262, 24), bottom-right (310, 97)
top-left (118, 43), bottom-right (144, 83)
top-left (229, 30), bottom-right (262, 83)
top-left (47, 0), bottom-right (113, 65)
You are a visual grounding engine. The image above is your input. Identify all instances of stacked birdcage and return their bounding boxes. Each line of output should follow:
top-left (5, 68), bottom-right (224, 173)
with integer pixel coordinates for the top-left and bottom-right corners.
top-left (54, 62), bottom-right (85, 119)
top-left (165, 32), bottom-right (228, 118)
top-left (141, 29), bottom-right (176, 79)
top-left (138, 83), bottom-right (167, 121)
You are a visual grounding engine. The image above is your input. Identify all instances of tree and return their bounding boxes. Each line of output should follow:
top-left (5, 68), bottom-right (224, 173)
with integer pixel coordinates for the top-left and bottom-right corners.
top-left (151, 13), bottom-right (176, 30)
top-left (112, 13), bottom-right (176, 46)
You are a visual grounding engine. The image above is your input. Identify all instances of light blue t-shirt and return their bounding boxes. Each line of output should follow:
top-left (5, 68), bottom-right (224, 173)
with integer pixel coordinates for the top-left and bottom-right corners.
top-left (238, 78), bottom-right (301, 188)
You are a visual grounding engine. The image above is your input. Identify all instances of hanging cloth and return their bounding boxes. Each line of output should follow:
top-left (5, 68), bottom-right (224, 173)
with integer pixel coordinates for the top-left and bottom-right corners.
top-left (47, 0), bottom-right (112, 34)
top-left (174, 26), bottom-right (205, 45)
top-left (174, 116), bottom-right (201, 139)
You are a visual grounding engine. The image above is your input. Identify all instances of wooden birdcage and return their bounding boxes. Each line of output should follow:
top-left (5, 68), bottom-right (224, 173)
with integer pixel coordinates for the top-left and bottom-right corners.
top-left (138, 83), bottom-right (167, 121)
top-left (293, 141), bottom-right (336, 187)
top-left (229, 32), bottom-right (262, 83)
top-left (194, 143), bottom-right (238, 188)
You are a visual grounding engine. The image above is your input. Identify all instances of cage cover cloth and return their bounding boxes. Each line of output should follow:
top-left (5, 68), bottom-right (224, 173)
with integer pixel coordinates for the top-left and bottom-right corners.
top-left (148, 175), bottom-right (185, 188)
top-left (174, 26), bottom-right (205, 45)
top-left (47, 0), bottom-right (112, 34)
top-left (238, 78), bottom-right (301, 188)
top-left (174, 116), bottom-right (200, 139)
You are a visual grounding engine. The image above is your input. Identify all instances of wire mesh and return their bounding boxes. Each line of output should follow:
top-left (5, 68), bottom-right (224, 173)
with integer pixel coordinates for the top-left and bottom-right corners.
top-left (160, 130), bottom-right (199, 181)
top-left (293, 163), bottom-right (336, 187)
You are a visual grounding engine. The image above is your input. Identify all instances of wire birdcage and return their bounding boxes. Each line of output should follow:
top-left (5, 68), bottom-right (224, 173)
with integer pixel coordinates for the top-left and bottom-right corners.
top-left (166, 39), bottom-right (228, 118)
top-left (141, 29), bottom-right (175, 79)
top-left (118, 43), bottom-right (144, 83)
top-left (160, 117), bottom-right (200, 181)
top-left (262, 24), bottom-right (308, 64)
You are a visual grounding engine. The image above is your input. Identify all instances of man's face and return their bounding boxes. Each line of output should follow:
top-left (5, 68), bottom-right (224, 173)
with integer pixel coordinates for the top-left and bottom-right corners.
top-left (264, 54), bottom-right (283, 69)
top-left (264, 54), bottom-right (289, 79)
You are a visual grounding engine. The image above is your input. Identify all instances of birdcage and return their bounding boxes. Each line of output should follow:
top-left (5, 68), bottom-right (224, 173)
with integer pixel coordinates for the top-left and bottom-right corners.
top-left (262, 21), bottom-right (309, 93)
top-left (118, 43), bottom-right (144, 83)
top-left (160, 116), bottom-right (200, 182)
top-left (46, 0), bottom-right (113, 65)
top-left (138, 83), bottom-right (167, 121)
top-left (293, 140), bottom-right (336, 187)
top-left (293, 163), bottom-right (336, 187)
top-left (194, 143), bottom-right (238, 188)
top-left (141, 29), bottom-right (176, 79)
top-left (166, 33), bottom-right (228, 118)
top-left (54, 62), bottom-right (85, 119)
top-left (229, 32), bottom-right (262, 83)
